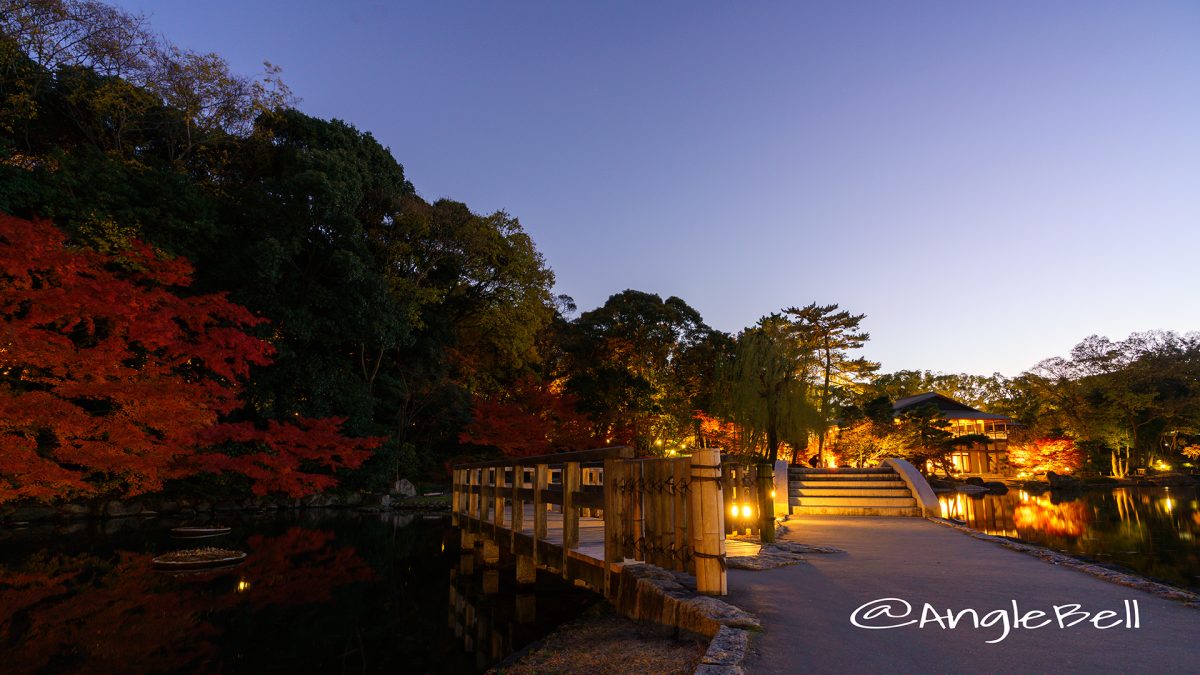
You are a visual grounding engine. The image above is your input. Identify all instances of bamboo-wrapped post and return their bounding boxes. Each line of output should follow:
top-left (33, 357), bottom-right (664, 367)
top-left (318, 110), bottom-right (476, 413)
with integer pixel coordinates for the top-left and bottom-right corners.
top-left (756, 460), bottom-right (776, 543)
top-left (689, 447), bottom-right (727, 595)
top-left (533, 463), bottom-right (548, 564)
top-left (562, 461), bottom-right (580, 577)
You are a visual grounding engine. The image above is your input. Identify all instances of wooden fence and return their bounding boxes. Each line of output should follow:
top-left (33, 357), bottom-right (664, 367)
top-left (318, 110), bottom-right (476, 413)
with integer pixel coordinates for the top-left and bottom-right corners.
top-left (451, 446), bottom-right (727, 595)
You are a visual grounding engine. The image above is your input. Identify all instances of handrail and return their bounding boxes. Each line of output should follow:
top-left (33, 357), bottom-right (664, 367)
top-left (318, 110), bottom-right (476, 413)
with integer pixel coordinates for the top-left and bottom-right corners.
top-left (454, 446), bottom-right (635, 468)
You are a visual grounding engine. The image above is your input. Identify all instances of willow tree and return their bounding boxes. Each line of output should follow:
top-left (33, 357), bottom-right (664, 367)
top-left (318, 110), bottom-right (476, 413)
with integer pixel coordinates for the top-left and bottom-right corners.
top-left (716, 314), bottom-right (819, 464)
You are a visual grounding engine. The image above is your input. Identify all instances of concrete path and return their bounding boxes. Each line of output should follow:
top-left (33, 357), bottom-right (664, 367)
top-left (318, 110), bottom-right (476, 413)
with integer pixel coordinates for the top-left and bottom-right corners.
top-left (727, 516), bottom-right (1200, 674)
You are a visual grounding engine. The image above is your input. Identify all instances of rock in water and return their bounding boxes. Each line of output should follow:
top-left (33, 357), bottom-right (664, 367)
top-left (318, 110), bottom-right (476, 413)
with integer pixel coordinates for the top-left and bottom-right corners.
top-left (395, 479), bottom-right (417, 498)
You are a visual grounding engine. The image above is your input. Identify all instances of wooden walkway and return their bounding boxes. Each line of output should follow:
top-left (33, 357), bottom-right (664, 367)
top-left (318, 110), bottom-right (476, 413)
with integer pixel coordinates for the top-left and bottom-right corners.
top-left (458, 502), bottom-right (758, 586)
top-left (453, 447), bottom-right (767, 595)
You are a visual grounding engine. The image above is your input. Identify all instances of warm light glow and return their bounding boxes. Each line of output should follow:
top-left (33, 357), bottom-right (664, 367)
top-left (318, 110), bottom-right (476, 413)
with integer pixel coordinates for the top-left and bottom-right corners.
top-left (742, 504), bottom-right (753, 519)
top-left (655, 439), bottom-right (663, 446)
top-left (770, 489), bottom-right (776, 499)
top-left (236, 579), bottom-right (251, 593)
top-left (730, 504), bottom-right (739, 518)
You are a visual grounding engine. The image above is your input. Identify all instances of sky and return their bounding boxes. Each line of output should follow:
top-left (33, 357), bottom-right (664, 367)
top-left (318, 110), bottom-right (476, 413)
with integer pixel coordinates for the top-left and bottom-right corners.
top-left (112, 0), bottom-right (1200, 377)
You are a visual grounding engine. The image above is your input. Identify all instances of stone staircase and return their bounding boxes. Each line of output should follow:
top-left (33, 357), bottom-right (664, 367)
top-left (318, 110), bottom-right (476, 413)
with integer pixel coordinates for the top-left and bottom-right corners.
top-left (788, 466), bottom-right (924, 516)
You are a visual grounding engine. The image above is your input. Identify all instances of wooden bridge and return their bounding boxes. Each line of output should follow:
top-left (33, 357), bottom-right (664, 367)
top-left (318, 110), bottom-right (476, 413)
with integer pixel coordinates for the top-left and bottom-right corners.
top-left (450, 447), bottom-right (768, 597)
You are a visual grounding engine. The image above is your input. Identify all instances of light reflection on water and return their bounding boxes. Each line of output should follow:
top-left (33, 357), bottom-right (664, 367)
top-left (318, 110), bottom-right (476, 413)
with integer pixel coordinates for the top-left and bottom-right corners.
top-left (938, 487), bottom-right (1200, 591)
top-left (0, 512), bottom-right (596, 674)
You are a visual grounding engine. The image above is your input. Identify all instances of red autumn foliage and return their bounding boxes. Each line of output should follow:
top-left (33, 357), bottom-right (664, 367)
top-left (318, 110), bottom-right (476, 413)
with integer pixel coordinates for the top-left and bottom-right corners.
top-left (191, 418), bottom-right (379, 497)
top-left (458, 376), bottom-right (595, 457)
top-left (0, 214), bottom-right (377, 503)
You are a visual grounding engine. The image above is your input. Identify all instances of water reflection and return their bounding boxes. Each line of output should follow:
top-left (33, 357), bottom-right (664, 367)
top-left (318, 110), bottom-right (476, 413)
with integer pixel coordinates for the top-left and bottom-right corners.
top-left (939, 487), bottom-right (1200, 591)
top-left (446, 531), bottom-right (598, 671)
top-left (0, 513), bottom-right (597, 673)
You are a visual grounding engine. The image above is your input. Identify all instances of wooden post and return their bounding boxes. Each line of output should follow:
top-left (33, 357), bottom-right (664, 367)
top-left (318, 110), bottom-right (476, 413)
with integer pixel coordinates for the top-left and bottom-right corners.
top-left (493, 466), bottom-right (505, 531)
top-left (631, 460), bottom-right (644, 561)
top-left (451, 469), bottom-right (461, 526)
top-left (533, 463), bottom-right (548, 564)
top-left (689, 447), bottom-right (727, 595)
top-left (511, 465), bottom-right (524, 547)
top-left (562, 461), bottom-right (580, 577)
top-left (480, 468), bottom-right (492, 529)
top-left (757, 461), bottom-right (776, 543)
top-left (672, 457), bottom-right (689, 572)
top-left (468, 468), bottom-right (480, 528)
top-left (603, 458), bottom-right (624, 564)
top-left (649, 461), bottom-right (666, 567)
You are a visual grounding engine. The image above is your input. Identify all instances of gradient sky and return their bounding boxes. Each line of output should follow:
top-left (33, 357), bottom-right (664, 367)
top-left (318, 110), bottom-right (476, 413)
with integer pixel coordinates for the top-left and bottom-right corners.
top-left (113, 1), bottom-right (1200, 376)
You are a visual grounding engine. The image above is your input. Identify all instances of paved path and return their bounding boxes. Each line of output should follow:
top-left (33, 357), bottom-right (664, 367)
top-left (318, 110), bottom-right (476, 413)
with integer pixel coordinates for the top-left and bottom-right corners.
top-left (727, 516), bottom-right (1200, 674)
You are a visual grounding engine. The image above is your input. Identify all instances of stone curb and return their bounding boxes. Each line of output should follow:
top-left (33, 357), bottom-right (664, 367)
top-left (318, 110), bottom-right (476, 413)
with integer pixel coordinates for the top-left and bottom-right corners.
top-left (928, 517), bottom-right (1200, 608)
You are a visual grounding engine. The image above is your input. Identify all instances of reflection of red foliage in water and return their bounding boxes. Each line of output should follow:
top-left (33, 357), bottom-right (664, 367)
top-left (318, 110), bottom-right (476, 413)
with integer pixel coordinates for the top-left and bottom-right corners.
top-left (229, 527), bottom-right (375, 609)
top-left (0, 528), bottom-right (373, 674)
top-left (1013, 497), bottom-right (1092, 537)
top-left (0, 553), bottom-right (219, 674)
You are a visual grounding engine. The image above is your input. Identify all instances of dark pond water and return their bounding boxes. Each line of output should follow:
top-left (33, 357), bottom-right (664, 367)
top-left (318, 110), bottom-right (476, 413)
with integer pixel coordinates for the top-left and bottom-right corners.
top-left (0, 512), bottom-right (599, 674)
top-left (938, 487), bottom-right (1200, 591)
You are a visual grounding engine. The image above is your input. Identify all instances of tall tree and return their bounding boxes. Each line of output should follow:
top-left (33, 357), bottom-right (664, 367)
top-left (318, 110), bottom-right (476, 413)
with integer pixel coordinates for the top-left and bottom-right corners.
top-left (563, 290), bottom-right (723, 451)
top-left (785, 303), bottom-right (877, 466)
top-left (715, 314), bottom-right (818, 464)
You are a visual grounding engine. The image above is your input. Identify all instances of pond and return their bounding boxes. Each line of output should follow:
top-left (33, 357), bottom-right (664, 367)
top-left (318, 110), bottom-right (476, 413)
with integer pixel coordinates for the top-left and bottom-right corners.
top-left (0, 512), bottom-right (600, 674)
top-left (938, 487), bottom-right (1200, 591)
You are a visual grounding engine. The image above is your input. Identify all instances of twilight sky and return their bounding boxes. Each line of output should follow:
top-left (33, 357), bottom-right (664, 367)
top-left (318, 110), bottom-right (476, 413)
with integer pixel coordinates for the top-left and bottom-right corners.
top-left (114, 1), bottom-right (1200, 376)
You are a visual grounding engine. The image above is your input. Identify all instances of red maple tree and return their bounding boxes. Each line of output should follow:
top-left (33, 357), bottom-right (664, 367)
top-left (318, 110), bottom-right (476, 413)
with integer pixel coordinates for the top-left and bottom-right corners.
top-left (458, 376), bottom-right (594, 457)
top-left (0, 214), bottom-right (377, 503)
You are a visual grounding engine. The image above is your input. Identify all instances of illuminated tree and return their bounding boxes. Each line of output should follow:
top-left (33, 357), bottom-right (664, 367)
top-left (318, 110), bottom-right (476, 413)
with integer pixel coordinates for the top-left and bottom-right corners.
top-left (1008, 438), bottom-right (1085, 475)
top-left (458, 376), bottom-right (594, 457)
top-left (785, 303), bottom-right (877, 466)
top-left (0, 215), bottom-right (377, 503)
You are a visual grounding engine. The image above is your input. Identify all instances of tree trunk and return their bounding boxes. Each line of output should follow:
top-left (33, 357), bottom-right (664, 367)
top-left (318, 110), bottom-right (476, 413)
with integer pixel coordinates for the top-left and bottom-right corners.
top-left (756, 461), bottom-right (776, 543)
top-left (816, 337), bottom-right (832, 467)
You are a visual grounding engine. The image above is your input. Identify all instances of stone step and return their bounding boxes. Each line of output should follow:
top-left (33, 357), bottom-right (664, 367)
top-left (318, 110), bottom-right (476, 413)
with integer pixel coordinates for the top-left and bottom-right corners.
top-left (787, 475), bottom-right (902, 485)
top-left (790, 487), bottom-right (914, 497)
top-left (788, 472), bottom-right (902, 481)
top-left (789, 467), bottom-right (895, 474)
top-left (792, 504), bottom-right (921, 514)
top-left (790, 496), bottom-right (917, 507)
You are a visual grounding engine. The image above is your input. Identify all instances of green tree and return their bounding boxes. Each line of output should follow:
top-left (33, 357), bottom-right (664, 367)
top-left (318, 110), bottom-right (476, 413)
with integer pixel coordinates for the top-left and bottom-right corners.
top-left (785, 303), bottom-right (878, 466)
top-left (715, 314), bottom-right (819, 464)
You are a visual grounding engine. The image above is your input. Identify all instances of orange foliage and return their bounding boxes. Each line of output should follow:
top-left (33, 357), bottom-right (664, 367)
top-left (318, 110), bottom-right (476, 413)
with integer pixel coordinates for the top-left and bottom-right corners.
top-left (1008, 438), bottom-right (1084, 475)
top-left (458, 376), bottom-right (595, 457)
top-left (1013, 496), bottom-right (1091, 537)
top-left (695, 412), bottom-right (746, 454)
top-left (0, 215), bottom-right (378, 502)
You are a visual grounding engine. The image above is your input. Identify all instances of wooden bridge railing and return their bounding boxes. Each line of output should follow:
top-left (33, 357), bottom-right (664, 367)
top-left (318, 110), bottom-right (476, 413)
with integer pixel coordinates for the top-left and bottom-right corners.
top-left (720, 456), bottom-right (776, 542)
top-left (452, 446), bottom-right (728, 595)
